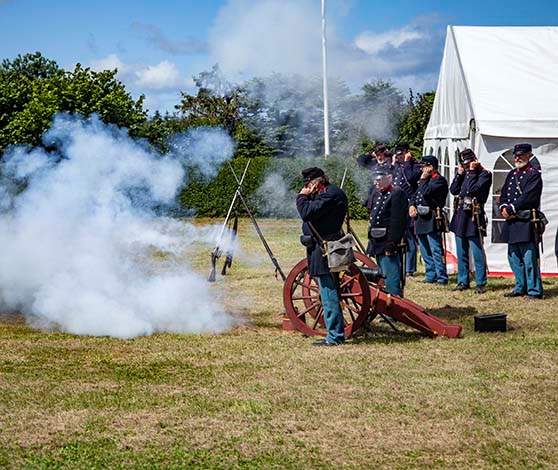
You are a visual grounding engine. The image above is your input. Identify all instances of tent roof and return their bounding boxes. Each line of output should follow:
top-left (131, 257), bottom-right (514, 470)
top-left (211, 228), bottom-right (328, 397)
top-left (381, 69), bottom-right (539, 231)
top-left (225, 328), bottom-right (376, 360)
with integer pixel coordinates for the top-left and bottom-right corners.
top-left (425, 26), bottom-right (558, 140)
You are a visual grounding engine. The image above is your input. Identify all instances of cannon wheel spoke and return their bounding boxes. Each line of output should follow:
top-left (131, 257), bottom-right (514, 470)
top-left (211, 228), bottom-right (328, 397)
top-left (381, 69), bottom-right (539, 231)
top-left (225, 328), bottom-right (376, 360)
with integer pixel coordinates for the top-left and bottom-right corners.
top-left (283, 259), bottom-right (371, 337)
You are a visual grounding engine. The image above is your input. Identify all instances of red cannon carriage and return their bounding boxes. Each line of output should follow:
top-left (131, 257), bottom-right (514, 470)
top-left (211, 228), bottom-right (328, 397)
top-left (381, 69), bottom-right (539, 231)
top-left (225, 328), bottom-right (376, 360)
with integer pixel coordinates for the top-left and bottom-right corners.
top-left (282, 252), bottom-right (462, 339)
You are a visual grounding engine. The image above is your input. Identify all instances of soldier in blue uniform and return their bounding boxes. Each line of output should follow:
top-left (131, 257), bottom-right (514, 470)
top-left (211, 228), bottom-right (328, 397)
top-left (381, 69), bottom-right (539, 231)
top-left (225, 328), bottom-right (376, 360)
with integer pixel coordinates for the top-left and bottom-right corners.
top-left (498, 143), bottom-right (544, 299)
top-left (357, 148), bottom-right (376, 170)
top-left (364, 170), bottom-right (408, 296)
top-left (297, 167), bottom-right (349, 345)
top-left (449, 149), bottom-right (493, 293)
top-left (357, 143), bottom-right (391, 171)
top-left (409, 155), bottom-right (449, 285)
top-left (392, 143), bottom-right (422, 277)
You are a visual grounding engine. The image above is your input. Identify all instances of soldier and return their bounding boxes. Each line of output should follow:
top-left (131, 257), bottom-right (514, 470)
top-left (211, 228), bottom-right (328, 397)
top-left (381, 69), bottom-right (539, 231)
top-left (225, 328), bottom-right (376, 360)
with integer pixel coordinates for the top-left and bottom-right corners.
top-left (374, 144), bottom-right (392, 171)
top-left (357, 147), bottom-right (376, 170)
top-left (410, 155), bottom-right (449, 285)
top-left (364, 170), bottom-right (408, 296)
top-left (499, 143), bottom-right (544, 300)
top-left (449, 149), bottom-right (493, 293)
top-left (297, 167), bottom-right (348, 345)
top-left (392, 143), bottom-right (422, 277)
top-left (357, 143), bottom-right (391, 171)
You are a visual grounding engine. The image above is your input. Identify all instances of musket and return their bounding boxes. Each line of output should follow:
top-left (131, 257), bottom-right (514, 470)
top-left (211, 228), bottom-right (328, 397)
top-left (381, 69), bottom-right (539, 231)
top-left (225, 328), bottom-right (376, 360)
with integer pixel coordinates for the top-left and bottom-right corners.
top-left (228, 162), bottom-right (287, 282)
top-left (340, 166), bottom-right (348, 189)
top-left (531, 209), bottom-right (544, 264)
top-left (399, 239), bottom-right (407, 297)
top-left (221, 214), bottom-right (238, 275)
top-left (208, 159), bottom-right (251, 282)
top-left (436, 207), bottom-right (448, 266)
top-left (473, 198), bottom-right (489, 277)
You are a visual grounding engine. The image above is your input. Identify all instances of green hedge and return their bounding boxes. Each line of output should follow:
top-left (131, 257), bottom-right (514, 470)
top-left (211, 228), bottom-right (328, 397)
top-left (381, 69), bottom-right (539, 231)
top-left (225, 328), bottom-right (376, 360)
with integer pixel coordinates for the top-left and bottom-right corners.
top-left (179, 157), bottom-right (269, 217)
top-left (179, 155), bottom-right (371, 219)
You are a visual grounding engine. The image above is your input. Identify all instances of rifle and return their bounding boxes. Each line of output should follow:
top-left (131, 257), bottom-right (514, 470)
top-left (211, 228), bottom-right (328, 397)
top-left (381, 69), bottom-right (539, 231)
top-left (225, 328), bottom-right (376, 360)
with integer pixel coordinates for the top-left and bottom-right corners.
top-left (228, 162), bottom-right (287, 281)
top-left (473, 198), bottom-right (489, 277)
top-left (398, 239), bottom-right (407, 297)
top-left (340, 166), bottom-right (348, 189)
top-left (436, 207), bottom-right (448, 266)
top-left (221, 214), bottom-right (238, 275)
top-left (208, 159), bottom-right (251, 282)
top-left (531, 209), bottom-right (544, 263)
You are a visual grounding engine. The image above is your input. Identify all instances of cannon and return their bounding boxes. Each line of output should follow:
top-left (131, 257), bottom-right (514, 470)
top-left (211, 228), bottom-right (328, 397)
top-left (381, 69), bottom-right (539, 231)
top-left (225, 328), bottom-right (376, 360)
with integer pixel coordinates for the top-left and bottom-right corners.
top-left (282, 254), bottom-right (462, 339)
top-left (209, 162), bottom-right (463, 339)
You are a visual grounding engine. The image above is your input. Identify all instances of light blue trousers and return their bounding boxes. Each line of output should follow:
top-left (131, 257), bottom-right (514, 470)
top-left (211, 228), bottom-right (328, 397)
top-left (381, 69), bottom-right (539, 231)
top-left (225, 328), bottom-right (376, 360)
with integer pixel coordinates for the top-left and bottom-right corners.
top-left (316, 274), bottom-right (345, 344)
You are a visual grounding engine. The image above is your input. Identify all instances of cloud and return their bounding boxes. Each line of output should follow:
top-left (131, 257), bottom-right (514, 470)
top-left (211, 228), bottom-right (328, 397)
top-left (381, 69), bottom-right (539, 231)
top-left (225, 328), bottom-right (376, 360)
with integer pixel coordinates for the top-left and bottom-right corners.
top-left (354, 28), bottom-right (425, 55)
top-left (89, 53), bottom-right (130, 76)
top-left (89, 54), bottom-right (187, 91)
top-left (135, 60), bottom-right (184, 90)
top-left (208, 0), bottom-right (444, 91)
top-left (132, 22), bottom-right (208, 55)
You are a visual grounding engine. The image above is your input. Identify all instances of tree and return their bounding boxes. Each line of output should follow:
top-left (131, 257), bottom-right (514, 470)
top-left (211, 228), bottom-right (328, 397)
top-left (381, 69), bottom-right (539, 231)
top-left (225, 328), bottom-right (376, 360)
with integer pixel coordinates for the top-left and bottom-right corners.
top-left (175, 65), bottom-right (273, 159)
top-left (176, 65), bottom-right (243, 133)
top-left (241, 74), bottom-right (353, 157)
top-left (397, 91), bottom-right (435, 151)
top-left (0, 51), bottom-right (60, 79)
top-left (0, 52), bottom-right (147, 152)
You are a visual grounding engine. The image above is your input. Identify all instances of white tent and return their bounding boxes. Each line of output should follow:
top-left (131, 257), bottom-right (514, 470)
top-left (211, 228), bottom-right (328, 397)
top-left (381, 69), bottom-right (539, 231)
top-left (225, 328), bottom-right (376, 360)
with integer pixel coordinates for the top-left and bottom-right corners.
top-left (424, 26), bottom-right (558, 275)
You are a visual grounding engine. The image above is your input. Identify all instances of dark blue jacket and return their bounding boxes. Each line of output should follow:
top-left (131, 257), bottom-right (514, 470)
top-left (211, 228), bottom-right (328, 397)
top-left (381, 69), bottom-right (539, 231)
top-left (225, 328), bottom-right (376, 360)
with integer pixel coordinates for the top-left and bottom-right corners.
top-left (297, 184), bottom-right (348, 277)
top-left (365, 186), bottom-right (408, 256)
top-left (411, 173), bottom-right (449, 235)
top-left (357, 153), bottom-right (376, 170)
top-left (392, 160), bottom-right (421, 199)
top-left (499, 164), bottom-right (543, 244)
top-left (449, 167), bottom-right (492, 238)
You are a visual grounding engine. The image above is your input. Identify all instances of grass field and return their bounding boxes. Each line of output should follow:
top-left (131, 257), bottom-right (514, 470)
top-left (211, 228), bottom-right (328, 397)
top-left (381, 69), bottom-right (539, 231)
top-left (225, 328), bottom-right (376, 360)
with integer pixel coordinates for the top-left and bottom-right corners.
top-left (1, 218), bottom-right (558, 468)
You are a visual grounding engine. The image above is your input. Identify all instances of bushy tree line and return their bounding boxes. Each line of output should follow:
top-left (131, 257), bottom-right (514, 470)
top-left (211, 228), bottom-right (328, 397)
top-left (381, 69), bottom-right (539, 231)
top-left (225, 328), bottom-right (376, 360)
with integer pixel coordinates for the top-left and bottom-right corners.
top-left (0, 52), bottom-right (434, 217)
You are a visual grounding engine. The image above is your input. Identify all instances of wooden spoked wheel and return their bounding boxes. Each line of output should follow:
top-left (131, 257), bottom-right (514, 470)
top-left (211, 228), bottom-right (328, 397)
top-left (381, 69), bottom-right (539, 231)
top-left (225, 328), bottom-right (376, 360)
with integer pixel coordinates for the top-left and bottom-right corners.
top-left (283, 259), bottom-right (371, 337)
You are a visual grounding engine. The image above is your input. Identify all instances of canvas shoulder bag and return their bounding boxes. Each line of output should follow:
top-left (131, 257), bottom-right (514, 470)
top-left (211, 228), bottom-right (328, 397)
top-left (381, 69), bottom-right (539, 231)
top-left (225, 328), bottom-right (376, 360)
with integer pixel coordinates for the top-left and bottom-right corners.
top-left (307, 222), bottom-right (355, 272)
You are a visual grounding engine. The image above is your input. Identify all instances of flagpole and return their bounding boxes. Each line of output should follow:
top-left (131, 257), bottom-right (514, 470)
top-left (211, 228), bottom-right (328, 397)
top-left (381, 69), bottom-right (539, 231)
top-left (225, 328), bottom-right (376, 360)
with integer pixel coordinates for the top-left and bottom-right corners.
top-left (321, 0), bottom-right (330, 159)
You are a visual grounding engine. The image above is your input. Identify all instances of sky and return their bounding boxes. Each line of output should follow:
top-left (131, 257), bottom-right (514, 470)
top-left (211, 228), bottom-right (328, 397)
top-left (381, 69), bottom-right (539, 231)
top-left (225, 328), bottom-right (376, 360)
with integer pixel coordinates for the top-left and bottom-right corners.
top-left (1, 0), bottom-right (557, 113)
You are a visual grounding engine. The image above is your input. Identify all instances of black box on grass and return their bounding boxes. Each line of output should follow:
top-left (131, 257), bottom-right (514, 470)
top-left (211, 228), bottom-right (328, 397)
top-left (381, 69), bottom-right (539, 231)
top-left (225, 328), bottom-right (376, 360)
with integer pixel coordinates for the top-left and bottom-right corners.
top-left (474, 313), bottom-right (507, 332)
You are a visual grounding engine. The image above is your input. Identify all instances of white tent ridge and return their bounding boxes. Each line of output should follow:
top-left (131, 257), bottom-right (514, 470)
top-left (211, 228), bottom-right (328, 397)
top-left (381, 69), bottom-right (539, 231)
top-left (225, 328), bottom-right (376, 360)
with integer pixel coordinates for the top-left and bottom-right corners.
top-left (424, 26), bottom-right (558, 275)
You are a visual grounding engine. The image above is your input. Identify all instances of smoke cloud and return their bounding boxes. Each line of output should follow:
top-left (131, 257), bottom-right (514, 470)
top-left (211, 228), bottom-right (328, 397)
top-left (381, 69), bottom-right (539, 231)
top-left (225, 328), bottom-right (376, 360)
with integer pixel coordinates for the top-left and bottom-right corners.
top-left (254, 173), bottom-right (297, 218)
top-left (208, 0), bottom-right (443, 89)
top-left (0, 115), bottom-right (236, 338)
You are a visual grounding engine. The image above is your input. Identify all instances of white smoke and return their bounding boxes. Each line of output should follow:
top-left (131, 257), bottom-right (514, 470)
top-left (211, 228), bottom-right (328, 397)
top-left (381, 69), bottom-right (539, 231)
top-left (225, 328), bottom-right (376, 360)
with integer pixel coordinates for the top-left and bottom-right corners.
top-left (254, 173), bottom-right (297, 218)
top-left (0, 114), bottom-right (237, 338)
top-left (208, 0), bottom-right (443, 89)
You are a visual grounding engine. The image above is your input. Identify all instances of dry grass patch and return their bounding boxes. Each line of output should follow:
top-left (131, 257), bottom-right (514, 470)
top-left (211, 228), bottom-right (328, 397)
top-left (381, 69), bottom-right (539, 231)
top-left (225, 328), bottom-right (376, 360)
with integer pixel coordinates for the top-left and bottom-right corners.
top-left (0, 219), bottom-right (557, 468)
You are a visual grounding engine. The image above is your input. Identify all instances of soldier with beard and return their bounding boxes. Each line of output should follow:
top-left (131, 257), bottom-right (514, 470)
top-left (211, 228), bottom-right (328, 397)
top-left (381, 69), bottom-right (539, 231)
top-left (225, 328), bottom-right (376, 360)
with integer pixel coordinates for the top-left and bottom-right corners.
top-left (499, 143), bottom-right (544, 300)
top-left (364, 170), bottom-right (408, 296)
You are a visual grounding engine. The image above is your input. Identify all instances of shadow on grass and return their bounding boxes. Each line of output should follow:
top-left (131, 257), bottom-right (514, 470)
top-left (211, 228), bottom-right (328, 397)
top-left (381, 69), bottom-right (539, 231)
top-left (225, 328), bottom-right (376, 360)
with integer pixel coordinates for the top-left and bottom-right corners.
top-left (427, 305), bottom-right (478, 321)
top-left (484, 282), bottom-right (514, 292)
top-left (541, 285), bottom-right (558, 299)
top-left (349, 323), bottom-right (424, 345)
